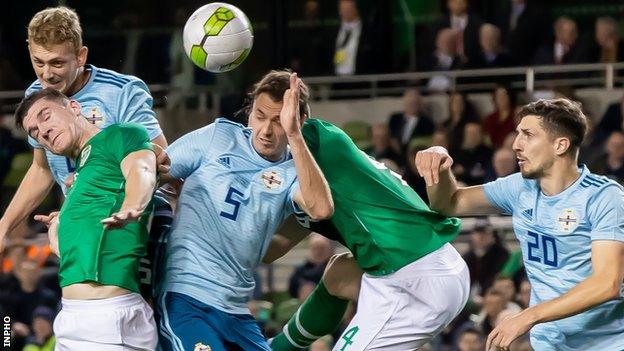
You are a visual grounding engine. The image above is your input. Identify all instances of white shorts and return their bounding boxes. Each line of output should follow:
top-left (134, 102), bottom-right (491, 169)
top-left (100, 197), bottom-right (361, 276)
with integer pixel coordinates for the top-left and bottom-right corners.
top-left (53, 293), bottom-right (158, 351)
top-left (333, 243), bottom-right (470, 351)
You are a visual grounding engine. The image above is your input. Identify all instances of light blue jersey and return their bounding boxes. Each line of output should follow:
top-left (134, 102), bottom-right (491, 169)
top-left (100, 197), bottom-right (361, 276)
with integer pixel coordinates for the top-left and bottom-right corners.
top-left (484, 165), bottom-right (624, 351)
top-left (161, 118), bottom-right (299, 314)
top-left (25, 64), bottom-right (162, 194)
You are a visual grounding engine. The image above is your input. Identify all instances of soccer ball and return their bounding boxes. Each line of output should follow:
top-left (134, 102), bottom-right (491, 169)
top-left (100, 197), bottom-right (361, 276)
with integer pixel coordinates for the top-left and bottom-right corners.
top-left (183, 2), bottom-right (253, 73)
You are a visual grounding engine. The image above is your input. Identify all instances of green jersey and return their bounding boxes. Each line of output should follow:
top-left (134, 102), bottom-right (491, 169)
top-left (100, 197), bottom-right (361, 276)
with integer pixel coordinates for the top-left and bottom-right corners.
top-left (58, 124), bottom-right (154, 292)
top-left (300, 119), bottom-right (461, 276)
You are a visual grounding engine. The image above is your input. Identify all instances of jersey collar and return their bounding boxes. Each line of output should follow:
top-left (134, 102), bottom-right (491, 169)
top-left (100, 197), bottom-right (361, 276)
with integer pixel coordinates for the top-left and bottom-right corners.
top-left (69, 64), bottom-right (97, 100)
top-left (539, 164), bottom-right (588, 200)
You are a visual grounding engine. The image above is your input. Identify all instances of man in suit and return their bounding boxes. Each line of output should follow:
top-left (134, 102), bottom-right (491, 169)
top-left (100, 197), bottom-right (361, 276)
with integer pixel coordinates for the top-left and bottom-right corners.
top-left (533, 16), bottom-right (589, 65)
top-left (388, 88), bottom-right (435, 162)
top-left (591, 16), bottom-right (623, 64)
top-left (470, 23), bottom-right (513, 69)
top-left (420, 27), bottom-right (462, 72)
top-left (436, 0), bottom-right (483, 66)
top-left (491, 0), bottom-right (546, 66)
top-left (332, 0), bottom-right (384, 75)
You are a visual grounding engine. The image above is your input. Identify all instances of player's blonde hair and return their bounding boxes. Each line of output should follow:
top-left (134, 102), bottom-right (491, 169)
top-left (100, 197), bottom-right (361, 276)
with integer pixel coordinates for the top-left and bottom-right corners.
top-left (28, 6), bottom-right (83, 53)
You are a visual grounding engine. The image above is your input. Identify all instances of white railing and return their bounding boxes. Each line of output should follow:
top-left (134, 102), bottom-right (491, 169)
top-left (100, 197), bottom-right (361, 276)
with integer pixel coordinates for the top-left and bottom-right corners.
top-left (305, 62), bottom-right (624, 99)
top-left (1, 62), bottom-right (622, 103)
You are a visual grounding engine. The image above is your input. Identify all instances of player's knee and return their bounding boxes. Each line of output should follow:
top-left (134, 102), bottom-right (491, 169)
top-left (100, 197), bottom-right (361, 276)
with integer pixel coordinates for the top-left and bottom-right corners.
top-left (322, 252), bottom-right (362, 301)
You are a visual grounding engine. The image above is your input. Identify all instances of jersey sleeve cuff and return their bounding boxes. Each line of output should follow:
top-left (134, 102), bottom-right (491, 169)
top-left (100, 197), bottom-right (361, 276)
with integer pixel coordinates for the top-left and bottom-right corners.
top-left (591, 232), bottom-right (624, 242)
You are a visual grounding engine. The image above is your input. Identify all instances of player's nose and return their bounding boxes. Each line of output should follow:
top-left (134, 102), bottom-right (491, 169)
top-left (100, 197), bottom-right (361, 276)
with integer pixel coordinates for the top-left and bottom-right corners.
top-left (41, 127), bottom-right (52, 141)
top-left (42, 66), bottom-right (54, 79)
top-left (261, 122), bottom-right (273, 137)
top-left (512, 136), bottom-right (522, 151)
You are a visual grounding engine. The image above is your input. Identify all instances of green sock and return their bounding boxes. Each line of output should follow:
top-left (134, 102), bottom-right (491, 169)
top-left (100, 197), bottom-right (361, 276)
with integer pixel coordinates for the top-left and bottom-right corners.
top-left (270, 281), bottom-right (349, 350)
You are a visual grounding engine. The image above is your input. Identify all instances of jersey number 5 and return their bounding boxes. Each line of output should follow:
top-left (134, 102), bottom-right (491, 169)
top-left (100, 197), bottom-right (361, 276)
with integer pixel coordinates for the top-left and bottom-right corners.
top-left (220, 186), bottom-right (244, 221)
top-left (527, 231), bottom-right (558, 267)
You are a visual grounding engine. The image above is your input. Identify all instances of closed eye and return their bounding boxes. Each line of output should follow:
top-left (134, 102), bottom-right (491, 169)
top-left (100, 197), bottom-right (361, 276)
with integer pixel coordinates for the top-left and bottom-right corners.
top-left (28, 126), bottom-right (39, 139)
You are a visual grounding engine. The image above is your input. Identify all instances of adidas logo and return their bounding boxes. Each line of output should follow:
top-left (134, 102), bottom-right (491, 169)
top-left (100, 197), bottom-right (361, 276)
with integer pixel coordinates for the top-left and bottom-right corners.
top-left (217, 156), bottom-right (231, 168)
top-left (521, 208), bottom-right (532, 220)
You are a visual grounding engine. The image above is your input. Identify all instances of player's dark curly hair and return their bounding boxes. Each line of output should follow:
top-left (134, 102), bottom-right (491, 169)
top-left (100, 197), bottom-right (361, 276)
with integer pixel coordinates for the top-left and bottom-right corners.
top-left (14, 88), bottom-right (70, 130)
top-left (236, 69), bottom-right (311, 121)
top-left (516, 98), bottom-right (588, 156)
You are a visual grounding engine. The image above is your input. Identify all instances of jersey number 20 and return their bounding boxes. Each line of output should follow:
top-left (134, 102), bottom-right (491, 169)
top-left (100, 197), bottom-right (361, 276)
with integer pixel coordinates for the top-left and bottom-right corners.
top-left (527, 231), bottom-right (558, 267)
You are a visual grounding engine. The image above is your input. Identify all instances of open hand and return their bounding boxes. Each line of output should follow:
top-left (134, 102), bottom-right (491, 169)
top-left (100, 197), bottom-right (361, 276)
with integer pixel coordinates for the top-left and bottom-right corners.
top-left (279, 72), bottom-right (303, 137)
top-left (34, 211), bottom-right (60, 228)
top-left (101, 208), bottom-right (143, 229)
top-left (486, 310), bottom-right (534, 351)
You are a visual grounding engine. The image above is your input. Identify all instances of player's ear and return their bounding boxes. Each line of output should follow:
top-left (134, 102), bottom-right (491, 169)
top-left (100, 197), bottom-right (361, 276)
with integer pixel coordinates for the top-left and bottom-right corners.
top-left (77, 46), bottom-right (88, 67)
top-left (68, 100), bottom-right (82, 117)
top-left (300, 104), bottom-right (310, 124)
top-left (553, 137), bottom-right (570, 156)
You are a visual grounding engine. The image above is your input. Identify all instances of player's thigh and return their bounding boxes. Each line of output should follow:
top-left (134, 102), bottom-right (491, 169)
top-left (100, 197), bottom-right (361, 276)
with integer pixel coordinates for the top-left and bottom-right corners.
top-left (119, 296), bottom-right (158, 350)
top-left (157, 291), bottom-right (226, 351)
top-left (54, 294), bottom-right (158, 351)
top-left (55, 339), bottom-right (145, 351)
top-left (53, 302), bottom-right (121, 347)
top-left (333, 265), bottom-right (470, 350)
top-left (322, 252), bottom-right (363, 301)
top-left (331, 271), bottom-right (403, 351)
top-left (220, 312), bottom-right (271, 351)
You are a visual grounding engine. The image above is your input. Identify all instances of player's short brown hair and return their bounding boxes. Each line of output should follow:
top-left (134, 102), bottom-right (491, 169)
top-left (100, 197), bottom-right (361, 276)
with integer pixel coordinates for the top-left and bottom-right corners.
top-left (516, 98), bottom-right (588, 156)
top-left (14, 88), bottom-right (70, 130)
top-left (244, 69), bottom-right (311, 119)
top-left (28, 6), bottom-right (83, 53)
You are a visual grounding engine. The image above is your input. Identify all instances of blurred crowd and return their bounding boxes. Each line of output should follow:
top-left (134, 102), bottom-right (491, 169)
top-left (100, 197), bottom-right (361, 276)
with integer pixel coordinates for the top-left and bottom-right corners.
top-left (0, 236), bottom-right (59, 350)
top-left (362, 86), bottom-right (624, 203)
top-left (0, 0), bottom-right (622, 92)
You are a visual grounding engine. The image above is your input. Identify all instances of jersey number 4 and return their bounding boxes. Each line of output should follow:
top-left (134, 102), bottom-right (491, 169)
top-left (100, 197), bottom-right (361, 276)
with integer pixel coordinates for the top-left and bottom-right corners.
top-left (364, 151), bottom-right (409, 187)
top-left (220, 186), bottom-right (244, 221)
top-left (527, 231), bottom-right (558, 267)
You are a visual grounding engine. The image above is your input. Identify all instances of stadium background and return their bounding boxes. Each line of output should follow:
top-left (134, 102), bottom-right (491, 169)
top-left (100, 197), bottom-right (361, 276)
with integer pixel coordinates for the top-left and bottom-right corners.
top-left (1, 0), bottom-right (623, 350)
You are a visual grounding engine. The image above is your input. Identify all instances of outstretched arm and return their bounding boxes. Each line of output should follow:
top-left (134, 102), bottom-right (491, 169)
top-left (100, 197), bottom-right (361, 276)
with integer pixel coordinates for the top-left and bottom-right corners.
top-left (416, 146), bottom-right (500, 216)
top-left (487, 240), bottom-right (624, 350)
top-left (0, 148), bottom-right (54, 252)
top-left (101, 150), bottom-right (157, 229)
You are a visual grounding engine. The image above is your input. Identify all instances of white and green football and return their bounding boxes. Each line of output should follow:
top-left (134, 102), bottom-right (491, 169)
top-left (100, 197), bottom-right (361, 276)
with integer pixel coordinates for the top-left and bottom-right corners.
top-left (183, 2), bottom-right (253, 73)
